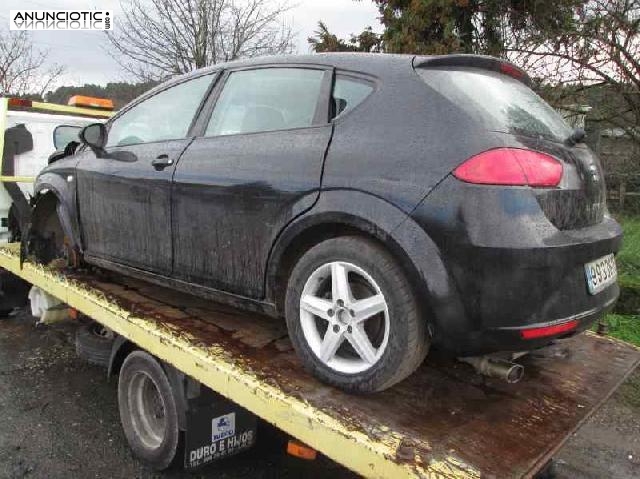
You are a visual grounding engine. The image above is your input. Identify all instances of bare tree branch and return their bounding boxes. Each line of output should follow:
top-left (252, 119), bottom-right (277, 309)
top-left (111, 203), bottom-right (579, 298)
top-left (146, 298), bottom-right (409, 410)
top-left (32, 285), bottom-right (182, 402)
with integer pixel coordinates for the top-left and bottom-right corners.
top-left (106, 0), bottom-right (294, 81)
top-left (0, 29), bottom-right (65, 97)
top-left (507, 0), bottom-right (640, 149)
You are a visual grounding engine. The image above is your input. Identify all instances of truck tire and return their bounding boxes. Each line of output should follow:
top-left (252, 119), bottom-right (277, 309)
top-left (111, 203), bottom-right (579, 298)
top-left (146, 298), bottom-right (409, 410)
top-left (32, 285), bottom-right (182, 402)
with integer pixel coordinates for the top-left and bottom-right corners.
top-left (285, 236), bottom-right (430, 393)
top-left (118, 350), bottom-right (181, 470)
top-left (75, 322), bottom-right (114, 368)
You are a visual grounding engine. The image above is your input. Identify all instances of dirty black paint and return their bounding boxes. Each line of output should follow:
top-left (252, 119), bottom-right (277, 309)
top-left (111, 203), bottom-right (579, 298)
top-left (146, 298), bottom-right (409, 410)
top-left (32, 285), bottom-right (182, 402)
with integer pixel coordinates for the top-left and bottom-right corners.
top-left (33, 53), bottom-right (622, 357)
top-left (76, 138), bottom-right (192, 275)
top-left (172, 125), bottom-right (332, 297)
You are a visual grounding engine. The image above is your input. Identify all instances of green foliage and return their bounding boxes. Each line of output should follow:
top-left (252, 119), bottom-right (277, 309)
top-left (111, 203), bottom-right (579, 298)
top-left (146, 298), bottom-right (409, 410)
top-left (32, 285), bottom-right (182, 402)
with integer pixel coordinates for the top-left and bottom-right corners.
top-left (605, 215), bottom-right (640, 347)
top-left (44, 81), bottom-right (158, 110)
top-left (604, 314), bottom-right (640, 346)
top-left (371, 0), bottom-right (580, 56)
top-left (616, 215), bottom-right (640, 288)
top-left (308, 21), bottom-right (381, 53)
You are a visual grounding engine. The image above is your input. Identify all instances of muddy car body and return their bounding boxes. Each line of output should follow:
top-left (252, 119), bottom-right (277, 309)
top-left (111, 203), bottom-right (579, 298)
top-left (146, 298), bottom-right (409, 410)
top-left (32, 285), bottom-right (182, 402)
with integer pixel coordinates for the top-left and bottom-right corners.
top-left (30, 53), bottom-right (622, 392)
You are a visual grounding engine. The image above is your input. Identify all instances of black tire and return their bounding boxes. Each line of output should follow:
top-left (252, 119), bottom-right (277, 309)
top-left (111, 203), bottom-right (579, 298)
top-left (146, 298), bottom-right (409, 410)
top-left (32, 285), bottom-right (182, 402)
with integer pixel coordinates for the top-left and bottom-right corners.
top-left (118, 350), bottom-right (181, 470)
top-left (285, 236), bottom-right (430, 393)
top-left (75, 322), bottom-right (114, 367)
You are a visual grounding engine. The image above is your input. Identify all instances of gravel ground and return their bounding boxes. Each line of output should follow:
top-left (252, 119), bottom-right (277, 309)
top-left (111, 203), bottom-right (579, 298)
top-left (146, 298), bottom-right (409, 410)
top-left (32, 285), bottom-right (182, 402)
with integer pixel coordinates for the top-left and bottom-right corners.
top-left (0, 308), bottom-right (638, 479)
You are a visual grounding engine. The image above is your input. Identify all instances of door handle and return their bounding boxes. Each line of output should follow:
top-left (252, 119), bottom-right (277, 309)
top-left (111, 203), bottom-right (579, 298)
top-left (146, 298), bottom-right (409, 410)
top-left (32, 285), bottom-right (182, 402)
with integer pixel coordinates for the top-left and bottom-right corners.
top-left (151, 154), bottom-right (174, 171)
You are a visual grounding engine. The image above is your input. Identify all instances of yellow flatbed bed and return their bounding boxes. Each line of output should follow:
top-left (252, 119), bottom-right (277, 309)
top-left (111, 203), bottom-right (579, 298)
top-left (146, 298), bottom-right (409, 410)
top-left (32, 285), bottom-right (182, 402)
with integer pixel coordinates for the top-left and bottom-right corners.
top-left (0, 243), bottom-right (638, 478)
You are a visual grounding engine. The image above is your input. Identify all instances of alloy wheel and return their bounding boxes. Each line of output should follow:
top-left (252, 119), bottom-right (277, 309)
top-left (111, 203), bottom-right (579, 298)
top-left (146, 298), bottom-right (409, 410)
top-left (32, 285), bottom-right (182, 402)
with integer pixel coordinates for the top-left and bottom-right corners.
top-left (299, 261), bottom-right (390, 374)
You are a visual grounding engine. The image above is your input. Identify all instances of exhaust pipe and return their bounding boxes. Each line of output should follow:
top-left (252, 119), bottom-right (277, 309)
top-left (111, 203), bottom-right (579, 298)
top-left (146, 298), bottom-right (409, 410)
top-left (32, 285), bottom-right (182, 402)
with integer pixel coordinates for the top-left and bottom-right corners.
top-left (459, 356), bottom-right (524, 384)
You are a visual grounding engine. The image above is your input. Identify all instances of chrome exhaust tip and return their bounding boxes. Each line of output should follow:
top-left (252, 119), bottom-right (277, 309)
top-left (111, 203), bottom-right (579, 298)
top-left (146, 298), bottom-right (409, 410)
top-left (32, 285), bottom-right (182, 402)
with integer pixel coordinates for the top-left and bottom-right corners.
top-left (459, 356), bottom-right (524, 384)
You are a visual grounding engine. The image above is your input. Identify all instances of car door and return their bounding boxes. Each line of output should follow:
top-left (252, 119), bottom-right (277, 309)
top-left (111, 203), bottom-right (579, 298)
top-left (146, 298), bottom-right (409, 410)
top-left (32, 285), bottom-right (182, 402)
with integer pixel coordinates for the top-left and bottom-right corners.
top-left (172, 66), bottom-right (333, 298)
top-left (76, 73), bottom-right (216, 274)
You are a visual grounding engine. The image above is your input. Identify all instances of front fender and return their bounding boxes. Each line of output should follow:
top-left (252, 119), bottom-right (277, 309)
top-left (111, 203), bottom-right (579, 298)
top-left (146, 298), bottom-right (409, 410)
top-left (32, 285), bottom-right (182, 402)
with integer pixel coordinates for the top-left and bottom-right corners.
top-left (33, 171), bottom-right (81, 251)
top-left (265, 190), bottom-right (467, 344)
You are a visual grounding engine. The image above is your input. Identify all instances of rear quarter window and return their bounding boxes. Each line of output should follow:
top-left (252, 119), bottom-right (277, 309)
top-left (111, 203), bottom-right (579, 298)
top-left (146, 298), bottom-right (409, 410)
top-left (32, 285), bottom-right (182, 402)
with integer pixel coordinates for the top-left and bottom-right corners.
top-left (332, 75), bottom-right (374, 119)
top-left (416, 67), bottom-right (572, 143)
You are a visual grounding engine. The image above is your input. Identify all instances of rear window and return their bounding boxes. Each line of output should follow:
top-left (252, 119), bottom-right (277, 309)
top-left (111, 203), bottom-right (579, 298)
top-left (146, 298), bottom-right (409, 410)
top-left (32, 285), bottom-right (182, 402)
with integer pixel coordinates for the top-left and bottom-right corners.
top-left (416, 68), bottom-right (572, 143)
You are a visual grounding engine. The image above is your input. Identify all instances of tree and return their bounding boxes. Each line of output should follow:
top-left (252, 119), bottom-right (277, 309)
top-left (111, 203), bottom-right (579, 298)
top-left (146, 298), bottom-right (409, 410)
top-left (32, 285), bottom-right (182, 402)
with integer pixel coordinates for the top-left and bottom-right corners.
top-left (371, 0), bottom-right (580, 57)
top-left (107, 0), bottom-right (294, 81)
top-left (508, 0), bottom-right (640, 147)
top-left (0, 30), bottom-right (65, 97)
top-left (308, 21), bottom-right (381, 53)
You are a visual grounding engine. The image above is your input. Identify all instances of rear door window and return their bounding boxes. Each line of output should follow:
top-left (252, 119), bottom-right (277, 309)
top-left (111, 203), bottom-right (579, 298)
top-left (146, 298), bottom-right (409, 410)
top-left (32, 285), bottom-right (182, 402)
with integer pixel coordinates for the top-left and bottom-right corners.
top-left (332, 75), bottom-right (374, 118)
top-left (206, 68), bottom-right (325, 136)
top-left (416, 68), bottom-right (572, 143)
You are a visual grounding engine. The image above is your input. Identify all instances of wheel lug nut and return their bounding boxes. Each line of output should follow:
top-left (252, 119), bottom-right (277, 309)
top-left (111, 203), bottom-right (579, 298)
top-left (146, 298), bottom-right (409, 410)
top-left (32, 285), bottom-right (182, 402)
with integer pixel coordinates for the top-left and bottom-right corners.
top-left (349, 309), bottom-right (355, 317)
top-left (337, 299), bottom-right (344, 307)
top-left (327, 309), bottom-right (334, 317)
top-left (333, 324), bottom-right (340, 333)
top-left (347, 326), bottom-right (352, 333)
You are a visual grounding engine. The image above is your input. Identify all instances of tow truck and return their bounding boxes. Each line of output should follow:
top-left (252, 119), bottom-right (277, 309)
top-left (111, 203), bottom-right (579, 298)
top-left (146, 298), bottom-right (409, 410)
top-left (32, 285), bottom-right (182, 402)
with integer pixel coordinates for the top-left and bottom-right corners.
top-left (0, 97), bottom-right (639, 478)
top-left (0, 243), bottom-right (638, 477)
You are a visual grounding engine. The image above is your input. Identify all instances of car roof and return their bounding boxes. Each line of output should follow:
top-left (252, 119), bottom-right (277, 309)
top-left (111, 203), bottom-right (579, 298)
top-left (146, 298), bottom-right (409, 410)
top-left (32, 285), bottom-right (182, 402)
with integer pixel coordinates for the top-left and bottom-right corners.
top-left (200, 52), bottom-right (417, 74)
top-left (159, 53), bottom-right (415, 90)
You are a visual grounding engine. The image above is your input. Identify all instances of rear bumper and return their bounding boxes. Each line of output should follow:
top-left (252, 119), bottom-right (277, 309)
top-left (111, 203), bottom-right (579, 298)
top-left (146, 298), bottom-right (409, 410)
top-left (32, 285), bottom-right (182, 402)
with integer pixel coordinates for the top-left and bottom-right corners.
top-left (450, 286), bottom-right (618, 355)
top-left (412, 176), bottom-right (623, 355)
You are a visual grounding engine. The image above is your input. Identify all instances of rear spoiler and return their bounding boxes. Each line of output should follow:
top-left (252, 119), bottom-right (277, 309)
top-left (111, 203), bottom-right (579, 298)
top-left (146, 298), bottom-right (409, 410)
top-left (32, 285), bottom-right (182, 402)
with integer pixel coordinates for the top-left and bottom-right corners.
top-left (413, 54), bottom-right (532, 87)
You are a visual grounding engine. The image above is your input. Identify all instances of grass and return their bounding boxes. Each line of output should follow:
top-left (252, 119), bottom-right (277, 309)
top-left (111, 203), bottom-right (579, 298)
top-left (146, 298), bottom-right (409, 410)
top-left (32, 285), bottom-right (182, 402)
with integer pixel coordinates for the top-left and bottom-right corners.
top-left (604, 215), bottom-right (640, 347)
top-left (617, 215), bottom-right (640, 290)
top-left (604, 313), bottom-right (640, 345)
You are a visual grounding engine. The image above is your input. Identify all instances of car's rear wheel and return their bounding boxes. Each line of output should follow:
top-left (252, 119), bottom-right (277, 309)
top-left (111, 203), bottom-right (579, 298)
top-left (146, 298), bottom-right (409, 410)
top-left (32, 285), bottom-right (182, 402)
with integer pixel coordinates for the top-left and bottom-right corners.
top-left (285, 236), bottom-right (430, 392)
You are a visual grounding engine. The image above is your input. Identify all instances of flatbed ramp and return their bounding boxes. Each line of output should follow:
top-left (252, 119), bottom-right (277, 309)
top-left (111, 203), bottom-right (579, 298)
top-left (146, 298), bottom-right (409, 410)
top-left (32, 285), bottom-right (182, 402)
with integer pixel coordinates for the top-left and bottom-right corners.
top-left (0, 244), bottom-right (638, 479)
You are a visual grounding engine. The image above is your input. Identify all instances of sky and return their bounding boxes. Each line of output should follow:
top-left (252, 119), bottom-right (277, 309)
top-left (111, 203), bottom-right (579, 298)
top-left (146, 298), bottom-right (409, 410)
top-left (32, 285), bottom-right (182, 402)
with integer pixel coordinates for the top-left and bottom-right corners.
top-left (3, 0), bottom-right (382, 87)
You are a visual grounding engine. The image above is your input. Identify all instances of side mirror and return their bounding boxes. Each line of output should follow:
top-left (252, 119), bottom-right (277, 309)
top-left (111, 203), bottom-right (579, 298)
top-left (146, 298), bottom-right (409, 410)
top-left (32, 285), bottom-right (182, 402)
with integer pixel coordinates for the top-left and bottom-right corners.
top-left (53, 125), bottom-right (81, 151)
top-left (79, 123), bottom-right (108, 154)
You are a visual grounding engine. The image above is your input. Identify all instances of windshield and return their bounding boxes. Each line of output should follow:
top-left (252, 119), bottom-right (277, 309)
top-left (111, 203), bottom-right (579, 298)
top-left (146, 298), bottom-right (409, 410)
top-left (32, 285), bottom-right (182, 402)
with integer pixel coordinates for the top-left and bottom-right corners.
top-left (417, 67), bottom-right (572, 143)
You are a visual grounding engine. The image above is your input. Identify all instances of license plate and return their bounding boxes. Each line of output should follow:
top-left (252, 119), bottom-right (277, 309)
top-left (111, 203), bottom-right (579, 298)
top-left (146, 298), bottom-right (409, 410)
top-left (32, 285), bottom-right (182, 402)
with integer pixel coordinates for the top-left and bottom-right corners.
top-left (584, 254), bottom-right (617, 295)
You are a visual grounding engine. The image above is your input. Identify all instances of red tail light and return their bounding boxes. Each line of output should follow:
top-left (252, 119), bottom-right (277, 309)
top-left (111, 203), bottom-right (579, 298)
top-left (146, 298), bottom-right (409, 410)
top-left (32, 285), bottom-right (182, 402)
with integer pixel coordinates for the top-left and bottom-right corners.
top-left (453, 148), bottom-right (563, 187)
top-left (520, 319), bottom-right (579, 340)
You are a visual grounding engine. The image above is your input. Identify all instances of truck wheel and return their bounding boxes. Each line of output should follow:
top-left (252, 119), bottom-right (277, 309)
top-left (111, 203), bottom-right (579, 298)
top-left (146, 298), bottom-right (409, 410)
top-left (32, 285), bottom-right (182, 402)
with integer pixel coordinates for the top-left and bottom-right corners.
top-left (75, 322), bottom-right (114, 367)
top-left (285, 236), bottom-right (430, 393)
top-left (118, 350), bottom-right (181, 470)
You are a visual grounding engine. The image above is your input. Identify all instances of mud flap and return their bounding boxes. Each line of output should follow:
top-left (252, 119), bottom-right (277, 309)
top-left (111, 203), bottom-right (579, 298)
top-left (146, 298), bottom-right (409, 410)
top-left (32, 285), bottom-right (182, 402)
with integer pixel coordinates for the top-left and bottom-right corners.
top-left (183, 385), bottom-right (257, 470)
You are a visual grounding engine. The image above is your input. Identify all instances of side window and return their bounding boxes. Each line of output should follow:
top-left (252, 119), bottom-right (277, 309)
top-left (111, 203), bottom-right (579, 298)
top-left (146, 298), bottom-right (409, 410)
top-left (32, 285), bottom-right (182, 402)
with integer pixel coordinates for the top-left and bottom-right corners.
top-left (206, 68), bottom-right (325, 137)
top-left (107, 74), bottom-right (214, 147)
top-left (332, 75), bottom-right (374, 118)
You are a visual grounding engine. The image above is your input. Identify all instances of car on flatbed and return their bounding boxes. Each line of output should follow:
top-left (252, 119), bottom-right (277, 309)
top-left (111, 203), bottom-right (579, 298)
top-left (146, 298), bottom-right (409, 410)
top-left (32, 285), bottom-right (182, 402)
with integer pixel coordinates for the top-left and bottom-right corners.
top-left (28, 53), bottom-right (622, 392)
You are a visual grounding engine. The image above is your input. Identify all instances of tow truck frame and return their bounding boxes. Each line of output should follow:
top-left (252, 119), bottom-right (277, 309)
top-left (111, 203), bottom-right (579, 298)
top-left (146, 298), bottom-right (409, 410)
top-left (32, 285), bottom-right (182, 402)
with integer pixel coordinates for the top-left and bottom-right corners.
top-left (0, 243), bottom-right (638, 478)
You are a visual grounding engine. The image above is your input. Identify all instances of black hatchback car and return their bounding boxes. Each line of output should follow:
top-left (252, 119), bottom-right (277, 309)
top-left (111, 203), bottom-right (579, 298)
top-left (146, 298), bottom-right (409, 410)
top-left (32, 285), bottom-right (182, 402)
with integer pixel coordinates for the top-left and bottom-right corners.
top-left (30, 53), bottom-right (622, 392)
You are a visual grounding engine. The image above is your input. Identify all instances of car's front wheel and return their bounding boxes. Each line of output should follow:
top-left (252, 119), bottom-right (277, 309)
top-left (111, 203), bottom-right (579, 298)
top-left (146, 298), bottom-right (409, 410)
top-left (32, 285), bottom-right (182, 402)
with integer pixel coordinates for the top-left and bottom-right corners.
top-left (285, 236), bottom-right (430, 393)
